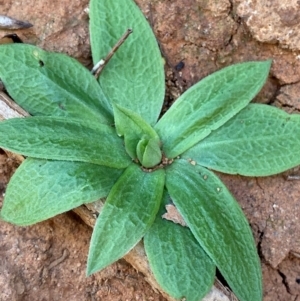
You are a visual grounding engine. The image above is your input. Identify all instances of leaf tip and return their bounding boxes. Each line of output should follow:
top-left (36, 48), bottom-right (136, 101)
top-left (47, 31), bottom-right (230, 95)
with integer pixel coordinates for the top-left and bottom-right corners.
top-left (86, 267), bottom-right (94, 277)
top-left (86, 259), bottom-right (98, 277)
top-left (263, 58), bottom-right (272, 69)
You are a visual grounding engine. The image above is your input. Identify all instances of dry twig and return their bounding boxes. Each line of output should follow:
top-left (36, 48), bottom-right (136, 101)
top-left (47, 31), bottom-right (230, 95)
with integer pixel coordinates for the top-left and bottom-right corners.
top-left (92, 29), bottom-right (133, 79)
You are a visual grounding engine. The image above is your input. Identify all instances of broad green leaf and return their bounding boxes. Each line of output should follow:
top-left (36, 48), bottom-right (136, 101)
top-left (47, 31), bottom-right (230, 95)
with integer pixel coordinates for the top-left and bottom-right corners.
top-left (0, 158), bottom-right (122, 226)
top-left (144, 191), bottom-right (216, 301)
top-left (155, 61), bottom-right (271, 158)
top-left (112, 103), bottom-right (161, 161)
top-left (183, 104), bottom-right (300, 176)
top-left (89, 0), bottom-right (165, 125)
top-left (87, 163), bottom-right (165, 275)
top-left (0, 116), bottom-right (130, 168)
top-left (166, 159), bottom-right (262, 301)
top-left (0, 44), bottom-right (113, 124)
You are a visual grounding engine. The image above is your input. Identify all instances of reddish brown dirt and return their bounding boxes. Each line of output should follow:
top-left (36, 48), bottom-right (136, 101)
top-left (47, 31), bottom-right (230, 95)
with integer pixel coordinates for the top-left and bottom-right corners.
top-left (1, 0), bottom-right (300, 300)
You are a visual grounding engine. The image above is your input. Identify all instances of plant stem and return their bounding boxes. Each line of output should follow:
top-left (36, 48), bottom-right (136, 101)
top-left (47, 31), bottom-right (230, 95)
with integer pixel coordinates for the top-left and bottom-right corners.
top-left (92, 29), bottom-right (133, 79)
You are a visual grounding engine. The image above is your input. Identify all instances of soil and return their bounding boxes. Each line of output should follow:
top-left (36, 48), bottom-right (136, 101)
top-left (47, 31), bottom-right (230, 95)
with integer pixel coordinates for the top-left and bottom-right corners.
top-left (1, 0), bottom-right (300, 300)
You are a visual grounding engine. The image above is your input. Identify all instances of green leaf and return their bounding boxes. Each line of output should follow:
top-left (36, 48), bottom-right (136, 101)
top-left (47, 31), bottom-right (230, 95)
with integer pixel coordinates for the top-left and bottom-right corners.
top-left (0, 44), bottom-right (113, 124)
top-left (166, 159), bottom-right (262, 301)
top-left (89, 0), bottom-right (165, 125)
top-left (183, 104), bottom-right (300, 176)
top-left (144, 191), bottom-right (216, 301)
top-left (87, 163), bottom-right (165, 275)
top-left (0, 116), bottom-right (130, 168)
top-left (136, 137), bottom-right (162, 168)
top-left (0, 158), bottom-right (122, 226)
top-left (155, 61), bottom-right (271, 158)
top-left (112, 103), bottom-right (161, 161)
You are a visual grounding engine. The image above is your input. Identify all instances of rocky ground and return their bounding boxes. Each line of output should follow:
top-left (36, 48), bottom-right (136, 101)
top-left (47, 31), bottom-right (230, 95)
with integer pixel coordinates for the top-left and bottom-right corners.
top-left (1, 0), bottom-right (300, 300)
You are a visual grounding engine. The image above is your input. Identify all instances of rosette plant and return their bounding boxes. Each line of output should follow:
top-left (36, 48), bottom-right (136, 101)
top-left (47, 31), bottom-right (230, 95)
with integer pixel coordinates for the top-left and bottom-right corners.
top-left (1, 1), bottom-right (300, 301)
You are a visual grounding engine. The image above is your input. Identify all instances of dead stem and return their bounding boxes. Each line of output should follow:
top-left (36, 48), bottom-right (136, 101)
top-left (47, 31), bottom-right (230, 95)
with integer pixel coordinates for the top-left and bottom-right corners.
top-left (92, 28), bottom-right (133, 79)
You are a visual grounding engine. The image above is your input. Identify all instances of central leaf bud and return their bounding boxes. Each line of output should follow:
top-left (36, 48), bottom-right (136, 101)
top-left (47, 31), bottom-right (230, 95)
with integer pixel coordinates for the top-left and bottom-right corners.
top-left (112, 102), bottom-right (162, 168)
top-left (136, 137), bottom-right (162, 168)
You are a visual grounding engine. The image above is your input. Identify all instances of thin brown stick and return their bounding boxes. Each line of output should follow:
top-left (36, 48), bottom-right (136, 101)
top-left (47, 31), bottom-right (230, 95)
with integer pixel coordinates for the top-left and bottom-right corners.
top-left (93, 28), bottom-right (133, 79)
top-left (286, 175), bottom-right (300, 181)
top-left (0, 15), bottom-right (33, 29)
top-left (0, 91), bottom-right (30, 119)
